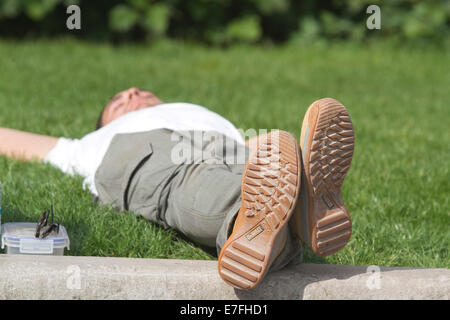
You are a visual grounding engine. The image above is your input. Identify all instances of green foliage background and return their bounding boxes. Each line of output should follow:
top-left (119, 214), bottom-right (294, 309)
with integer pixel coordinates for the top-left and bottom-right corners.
top-left (0, 0), bottom-right (448, 45)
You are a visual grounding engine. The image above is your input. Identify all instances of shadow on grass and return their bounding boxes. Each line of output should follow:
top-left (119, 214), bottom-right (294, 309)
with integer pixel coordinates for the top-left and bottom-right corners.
top-left (171, 229), bottom-right (218, 259)
top-left (301, 245), bottom-right (329, 264)
top-left (58, 212), bottom-right (91, 257)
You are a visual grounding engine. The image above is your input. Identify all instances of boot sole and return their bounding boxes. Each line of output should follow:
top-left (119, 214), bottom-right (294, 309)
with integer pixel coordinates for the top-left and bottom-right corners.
top-left (300, 98), bottom-right (354, 257)
top-left (217, 130), bottom-right (301, 290)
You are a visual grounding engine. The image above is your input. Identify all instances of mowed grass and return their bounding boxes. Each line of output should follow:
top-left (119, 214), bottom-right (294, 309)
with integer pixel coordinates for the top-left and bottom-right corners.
top-left (0, 39), bottom-right (448, 267)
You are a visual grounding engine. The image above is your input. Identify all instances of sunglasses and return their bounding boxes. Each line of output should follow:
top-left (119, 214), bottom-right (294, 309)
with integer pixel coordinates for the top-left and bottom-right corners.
top-left (35, 205), bottom-right (60, 239)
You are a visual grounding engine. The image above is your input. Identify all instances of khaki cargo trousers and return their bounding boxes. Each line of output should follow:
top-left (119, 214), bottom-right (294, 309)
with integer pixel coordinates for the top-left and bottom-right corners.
top-left (94, 129), bottom-right (302, 272)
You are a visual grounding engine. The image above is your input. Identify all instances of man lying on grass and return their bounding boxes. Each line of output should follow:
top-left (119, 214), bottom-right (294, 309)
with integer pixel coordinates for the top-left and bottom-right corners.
top-left (0, 88), bottom-right (355, 289)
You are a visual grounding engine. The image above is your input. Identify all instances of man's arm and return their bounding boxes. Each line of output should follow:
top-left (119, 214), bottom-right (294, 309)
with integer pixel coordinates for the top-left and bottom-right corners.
top-left (0, 128), bottom-right (58, 161)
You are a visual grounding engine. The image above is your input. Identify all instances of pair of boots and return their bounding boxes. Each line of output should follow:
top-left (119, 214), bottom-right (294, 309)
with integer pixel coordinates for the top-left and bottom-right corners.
top-left (218, 98), bottom-right (355, 290)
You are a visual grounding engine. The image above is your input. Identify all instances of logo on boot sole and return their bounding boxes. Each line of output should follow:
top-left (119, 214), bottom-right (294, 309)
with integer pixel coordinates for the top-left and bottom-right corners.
top-left (321, 193), bottom-right (335, 209)
top-left (246, 225), bottom-right (265, 241)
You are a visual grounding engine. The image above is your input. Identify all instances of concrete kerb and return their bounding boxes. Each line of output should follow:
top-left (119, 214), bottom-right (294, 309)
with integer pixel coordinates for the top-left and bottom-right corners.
top-left (0, 254), bottom-right (448, 299)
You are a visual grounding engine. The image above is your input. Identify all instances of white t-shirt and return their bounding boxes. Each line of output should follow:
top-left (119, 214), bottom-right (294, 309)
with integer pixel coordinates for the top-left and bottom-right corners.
top-left (44, 102), bottom-right (244, 196)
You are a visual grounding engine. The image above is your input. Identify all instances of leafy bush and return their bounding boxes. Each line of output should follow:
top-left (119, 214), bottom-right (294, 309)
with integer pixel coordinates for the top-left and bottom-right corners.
top-left (0, 0), bottom-right (448, 44)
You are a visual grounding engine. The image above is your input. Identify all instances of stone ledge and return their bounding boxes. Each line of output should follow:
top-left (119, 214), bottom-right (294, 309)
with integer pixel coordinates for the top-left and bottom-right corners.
top-left (0, 254), bottom-right (448, 299)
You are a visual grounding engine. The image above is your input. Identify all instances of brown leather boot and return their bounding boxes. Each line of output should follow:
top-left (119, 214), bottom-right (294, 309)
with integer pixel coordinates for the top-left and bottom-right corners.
top-left (218, 130), bottom-right (301, 290)
top-left (289, 98), bottom-right (354, 257)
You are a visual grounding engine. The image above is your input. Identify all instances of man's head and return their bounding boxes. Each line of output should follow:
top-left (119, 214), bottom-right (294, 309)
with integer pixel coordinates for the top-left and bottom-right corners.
top-left (96, 88), bottom-right (163, 129)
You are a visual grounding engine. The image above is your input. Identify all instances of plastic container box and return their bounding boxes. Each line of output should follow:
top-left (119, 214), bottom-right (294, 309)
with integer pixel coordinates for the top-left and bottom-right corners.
top-left (1, 222), bottom-right (70, 255)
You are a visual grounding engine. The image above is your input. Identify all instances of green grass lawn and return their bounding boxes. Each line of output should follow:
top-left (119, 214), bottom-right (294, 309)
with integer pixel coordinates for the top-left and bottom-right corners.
top-left (0, 39), bottom-right (448, 268)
